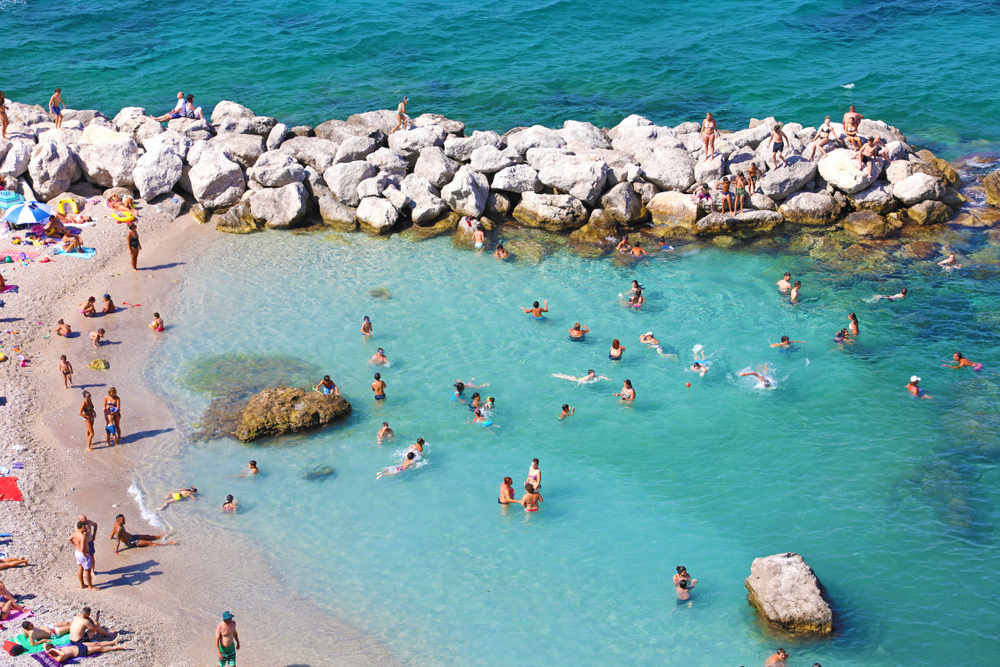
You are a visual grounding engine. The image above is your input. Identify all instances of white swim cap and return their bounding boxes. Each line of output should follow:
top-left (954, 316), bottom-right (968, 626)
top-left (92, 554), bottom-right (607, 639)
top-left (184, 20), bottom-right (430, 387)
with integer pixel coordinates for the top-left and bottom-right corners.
top-left (645, 331), bottom-right (653, 337)
top-left (910, 375), bottom-right (920, 383)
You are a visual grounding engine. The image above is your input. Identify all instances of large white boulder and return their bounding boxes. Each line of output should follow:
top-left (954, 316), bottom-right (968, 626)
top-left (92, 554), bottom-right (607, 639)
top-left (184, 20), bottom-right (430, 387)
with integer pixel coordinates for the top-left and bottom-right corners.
top-left (512, 192), bottom-right (588, 232)
top-left (443, 130), bottom-right (503, 162)
top-left (324, 161), bottom-right (376, 207)
top-left (600, 182), bottom-right (643, 224)
top-left (760, 158), bottom-right (818, 199)
top-left (413, 146), bottom-right (460, 189)
top-left (356, 172), bottom-right (399, 200)
top-left (279, 136), bottom-right (340, 172)
top-left (189, 145), bottom-right (246, 208)
top-left (470, 145), bottom-right (515, 174)
top-left (211, 100), bottom-right (255, 125)
top-left (648, 191), bottom-right (699, 230)
top-left (537, 156), bottom-right (609, 205)
top-left (249, 182), bottom-right (309, 229)
top-left (847, 182), bottom-right (895, 214)
top-left (492, 164), bottom-right (542, 193)
top-left (132, 145), bottom-right (184, 200)
top-left (77, 139), bottom-right (138, 188)
top-left (0, 141), bottom-right (32, 178)
top-left (28, 142), bottom-right (77, 199)
top-left (817, 148), bottom-right (880, 194)
top-left (640, 148), bottom-right (696, 191)
top-left (266, 123), bottom-right (290, 152)
top-left (400, 174), bottom-right (447, 224)
top-left (440, 166), bottom-right (488, 217)
top-left (779, 191), bottom-right (841, 225)
top-left (504, 125), bottom-right (567, 157)
top-left (558, 120), bottom-right (610, 151)
top-left (248, 151), bottom-right (306, 188)
top-left (141, 130), bottom-right (192, 162)
top-left (334, 136), bottom-right (380, 164)
top-left (356, 197), bottom-right (399, 234)
top-left (387, 126), bottom-right (447, 161)
top-left (366, 147), bottom-right (408, 176)
top-left (893, 172), bottom-right (945, 206)
top-left (210, 133), bottom-right (266, 168)
top-left (745, 553), bottom-right (833, 635)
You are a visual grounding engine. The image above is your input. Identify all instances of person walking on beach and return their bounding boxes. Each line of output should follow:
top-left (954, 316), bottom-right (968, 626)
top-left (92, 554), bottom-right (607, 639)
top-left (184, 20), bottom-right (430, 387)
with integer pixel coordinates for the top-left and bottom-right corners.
top-left (59, 355), bottom-right (74, 388)
top-left (767, 123), bottom-right (790, 168)
top-left (110, 514), bottom-right (176, 552)
top-left (843, 106), bottom-right (863, 150)
top-left (371, 373), bottom-right (386, 401)
top-left (48, 88), bottom-right (64, 129)
top-left (701, 112), bottom-right (718, 161)
top-left (126, 223), bottom-right (141, 272)
top-left (216, 611), bottom-right (240, 666)
top-left (80, 391), bottom-right (96, 451)
top-left (152, 91), bottom-right (185, 122)
top-left (390, 96), bottom-right (409, 134)
top-left (522, 299), bottom-right (548, 319)
top-left (68, 521), bottom-right (95, 590)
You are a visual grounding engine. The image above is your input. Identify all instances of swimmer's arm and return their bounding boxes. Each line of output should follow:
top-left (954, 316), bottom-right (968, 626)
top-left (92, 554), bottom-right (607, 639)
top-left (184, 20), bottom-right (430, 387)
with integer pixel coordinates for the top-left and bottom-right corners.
top-left (541, 300), bottom-right (548, 312)
top-left (520, 307), bottom-right (530, 313)
top-left (941, 363), bottom-right (961, 369)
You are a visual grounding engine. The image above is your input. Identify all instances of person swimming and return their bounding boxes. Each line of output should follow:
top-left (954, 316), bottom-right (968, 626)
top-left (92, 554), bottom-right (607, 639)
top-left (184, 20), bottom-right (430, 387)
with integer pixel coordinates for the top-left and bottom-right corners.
top-left (377, 422), bottom-right (394, 440)
top-left (361, 316), bottom-right (373, 336)
top-left (569, 322), bottom-right (589, 340)
top-left (627, 289), bottom-right (645, 308)
top-left (639, 331), bottom-right (668, 355)
top-left (616, 236), bottom-right (632, 253)
top-left (494, 242), bottom-right (508, 259)
top-left (692, 344), bottom-right (706, 361)
top-left (522, 299), bottom-right (548, 319)
top-left (408, 438), bottom-right (425, 456)
top-left (938, 252), bottom-right (961, 270)
top-left (739, 365), bottom-right (774, 388)
top-left (222, 495), bottom-right (237, 512)
top-left (484, 396), bottom-right (495, 413)
top-left (468, 392), bottom-right (484, 411)
top-left (907, 375), bottom-right (932, 399)
top-left (872, 287), bottom-right (907, 301)
top-left (558, 404), bottom-right (574, 419)
top-left (370, 348), bottom-right (389, 365)
top-left (609, 339), bottom-right (625, 360)
top-left (942, 352), bottom-right (983, 372)
top-left (469, 408), bottom-right (493, 429)
top-left (848, 312), bottom-right (860, 336)
top-left (376, 451), bottom-right (418, 478)
top-left (552, 370), bottom-right (610, 385)
top-left (628, 280), bottom-right (644, 297)
top-left (771, 335), bottom-right (805, 349)
top-left (689, 362), bottom-right (708, 376)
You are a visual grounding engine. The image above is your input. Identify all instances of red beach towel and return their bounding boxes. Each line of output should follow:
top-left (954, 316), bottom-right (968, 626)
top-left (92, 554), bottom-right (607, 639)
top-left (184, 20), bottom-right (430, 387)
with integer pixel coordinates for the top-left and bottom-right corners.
top-left (0, 477), bottom-right (23, 501)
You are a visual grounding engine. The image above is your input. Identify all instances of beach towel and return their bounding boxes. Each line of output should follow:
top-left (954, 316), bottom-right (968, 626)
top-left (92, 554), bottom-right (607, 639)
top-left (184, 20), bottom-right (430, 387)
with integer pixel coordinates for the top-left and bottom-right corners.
top-left (0, 284), bottom-right (16, 293)
top-left (54, 247), bottom-right (96, 260)
top-left (0, 478), bottom-right (23, 501)
top-left (1, 250), bottom-right (39, 262)
top-left (3, 607), bottom-right (32, 623)
top-left (31, 646), bottom-right (84, 665)
top-left (11, 632), bottom-right (72, 654)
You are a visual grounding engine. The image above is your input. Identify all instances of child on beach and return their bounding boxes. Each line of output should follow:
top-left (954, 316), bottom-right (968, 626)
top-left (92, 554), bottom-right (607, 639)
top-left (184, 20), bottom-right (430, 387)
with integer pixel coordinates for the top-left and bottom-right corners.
top-left (101, 294), bottom-right (116, 314)
top-left (79, 296), bottom-right (97, 317)
top-left (693, 184), bottom-right (713, 211)
top-left (149, 312), bottom-right (164, 332)
top-left (59, 355), bottom-right (73, 388)
top-left (361, 316), bottom-right (373, 336)
top-left (734, 172), bottom-right (748, 213)
top-left (747, 163), bottom-right (761, 193)
top-left (48, 88), bottom-right (64, 129)
top-left (51, 320), bottom-right (72, 337)
top-left (717, 177), bottom-right (735, 213)
top-left (89, 329), bottom-right (106, 347)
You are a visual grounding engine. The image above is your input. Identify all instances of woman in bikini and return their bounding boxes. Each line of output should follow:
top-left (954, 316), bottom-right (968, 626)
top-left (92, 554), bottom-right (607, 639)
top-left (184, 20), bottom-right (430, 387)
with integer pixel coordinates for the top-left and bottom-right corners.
top-left (109, 514), bottom-right (175, 554)
top-left (526, 459), bottom-right (541, 490)
top-left (104, 387), bottom-right (122, 440)
top-left (0, 90), bottom-right (8, 139)
top-left (615, 379), bottom-right (636, 401)
top-left (848, 312), bottom-right (860, 336)
top-left (609, 339), bottom-right (625, 360)
top-left (79, 391), bottom-right (96, 451)
top-left (701, 112), bottom-right (718, 161)
top-left (499, 477), bottom-right (518, 505)
top-left (805, 116), bottom-right (834, 160)
top-left (126, 223), bottom-right (141, 272)
top-left (520, 482), bottom-right (543, 512)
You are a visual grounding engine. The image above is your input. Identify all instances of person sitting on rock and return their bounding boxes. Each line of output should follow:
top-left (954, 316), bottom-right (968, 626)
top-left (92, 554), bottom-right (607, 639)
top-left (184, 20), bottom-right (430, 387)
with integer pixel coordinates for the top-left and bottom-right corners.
top-left (184, 94), bottom-right (204, 121)
top-left (151, 91), bottom-right (186, 122)
top-left (805, 116), bottom-right (835, 159)
top-left (854, 136), bottom-right (882, 178)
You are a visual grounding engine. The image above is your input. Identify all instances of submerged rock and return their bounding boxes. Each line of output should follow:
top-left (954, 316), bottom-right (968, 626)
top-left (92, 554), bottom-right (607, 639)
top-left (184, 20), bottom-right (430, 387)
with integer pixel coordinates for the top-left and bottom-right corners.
top-left (234, 386), bottom-right (352, 443)
top-left (745, 552), bottom-right (833, 635)
top-left (302, 466), bottom-right (337, 482)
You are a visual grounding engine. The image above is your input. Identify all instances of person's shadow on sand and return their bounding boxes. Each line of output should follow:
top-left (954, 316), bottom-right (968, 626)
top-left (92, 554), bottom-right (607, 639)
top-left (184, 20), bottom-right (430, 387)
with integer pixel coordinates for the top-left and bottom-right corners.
top-left (121, 428), bottom-right (174, 444)
top-left (142, 261), bottom-right (187, 271)
top-left (97, 559), bottom-right (164, 589)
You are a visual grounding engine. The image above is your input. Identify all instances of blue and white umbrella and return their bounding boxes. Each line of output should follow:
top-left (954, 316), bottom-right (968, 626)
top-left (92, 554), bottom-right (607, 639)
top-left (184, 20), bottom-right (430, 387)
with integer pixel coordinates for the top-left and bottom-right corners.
top-left (2, 201), bottom-right (53, 227)
top-left (0, 190), bottom-right (25, 210)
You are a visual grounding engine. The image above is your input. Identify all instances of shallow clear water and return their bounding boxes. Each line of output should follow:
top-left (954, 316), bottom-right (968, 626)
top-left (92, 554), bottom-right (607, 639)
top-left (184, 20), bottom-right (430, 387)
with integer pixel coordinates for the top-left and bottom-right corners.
top-left (147, 231), bottom-right (1000, 667)
top-left (5, 0), bottom-right (1000, 158)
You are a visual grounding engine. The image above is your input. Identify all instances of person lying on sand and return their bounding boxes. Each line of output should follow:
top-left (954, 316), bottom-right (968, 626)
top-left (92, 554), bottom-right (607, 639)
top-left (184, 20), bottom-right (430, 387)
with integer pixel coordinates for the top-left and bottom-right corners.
top-left (45, 640), bottom-right (128, 662)
top-left (0, 579), bottom-right (19, 602)
top-left (0, 556), bottom-right (30, 571)
top-left (69, 607), bottom-right (111, 642)
top-left (51, 319), bottom-right (71, 337)
top-left (109, 515), bottom-right (176, 553)
top-left (22, 620), bottom-right (72, 646)
top-left (158, 487), bottom-right (197, 510)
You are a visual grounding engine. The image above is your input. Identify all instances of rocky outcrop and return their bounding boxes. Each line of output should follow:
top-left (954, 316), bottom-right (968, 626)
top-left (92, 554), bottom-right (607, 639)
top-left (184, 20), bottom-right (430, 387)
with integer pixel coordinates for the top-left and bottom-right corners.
top-left (324, 161), bottom-right (376, 207)
top-left (28, 142), bottom-right (76, 199)
top-left (537, 155), bottom-right (609, 205)
top-left (189, 145), bottom-right (246, 208)
top-left (983, 171), bottom-right (1000, 207)
top-left (745, 553), bottom-right (833, 635)
top-left (908, 200), bottom-right (950, 226)
top-left (817, 148), bottom-right (880, 194)
top-left (570, 208), bottom-right (618, 244)
top-left (492, 165), bottom-right (541, 193)
top-left (760, 158), bottom-right (817, 199)
top-left (441, 166), bottom-right (488, 217)
top-left (600, 182), bottom-right (644, 223)
top-left (249, 182), bottom-right (309, 229)
top-left (843, 211), bottom-right (898, 239)
top-left (319, 195), bottom-right (358, 232)
top-left (210, 133), bottom-right (266, 168)
top-left (77, 139), bottom-right (138, 189)
top-left (215, 202), bottom-right (262, 234)
top-left (779, 192), bottom-right (841, 226)
top-left (132, 145), bottom-right (183, 200)
top-left (648, 191), bottom-right (698, 230)
top-left (248, 151), bottom-right (306, 188)
top-left (233, 386), bottom-right (351, 443)
top-left (356, 196), bottom-right (399, 234)
top-left (893, 173), bottom-right (945, 206)
top-left (512, 192), bottom-right (588, 232)
top-left (847, 182), bottom-right (895, 214)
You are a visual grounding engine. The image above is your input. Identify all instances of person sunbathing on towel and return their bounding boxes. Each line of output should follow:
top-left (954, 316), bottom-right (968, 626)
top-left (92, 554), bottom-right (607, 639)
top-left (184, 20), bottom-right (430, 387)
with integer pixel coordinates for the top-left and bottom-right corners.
top-left (44, 216), bottom-right (67, 237)
top-left (0, 556), bottom-right (31, 571)
top-left (61, 232), bottom-right (84, 253)
top-left (0, 594), bottom-right (26, 620)
top-left (44, 640), bottom-right (128, 662)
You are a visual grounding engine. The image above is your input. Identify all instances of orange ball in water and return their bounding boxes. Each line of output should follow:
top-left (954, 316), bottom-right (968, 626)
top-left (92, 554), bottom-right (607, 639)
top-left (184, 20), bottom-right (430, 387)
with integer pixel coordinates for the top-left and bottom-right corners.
top-left (686, 382), bottom-right (691, 388)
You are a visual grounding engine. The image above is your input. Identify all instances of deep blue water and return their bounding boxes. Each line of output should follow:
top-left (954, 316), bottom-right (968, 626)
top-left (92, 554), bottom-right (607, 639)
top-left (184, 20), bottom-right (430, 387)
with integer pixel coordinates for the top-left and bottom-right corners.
top-left (4, 0), bottom-right (1000, 158)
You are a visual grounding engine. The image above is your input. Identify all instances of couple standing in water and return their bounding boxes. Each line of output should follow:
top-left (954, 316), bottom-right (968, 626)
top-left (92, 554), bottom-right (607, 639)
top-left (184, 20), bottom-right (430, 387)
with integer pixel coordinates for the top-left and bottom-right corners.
top-left (498, 459), bottom-right (542, 512)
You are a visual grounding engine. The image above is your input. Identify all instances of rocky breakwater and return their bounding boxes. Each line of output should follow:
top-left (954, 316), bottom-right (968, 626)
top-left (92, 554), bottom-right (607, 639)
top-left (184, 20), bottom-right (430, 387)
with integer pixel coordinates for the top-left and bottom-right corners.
top-left (1, 96), bottom-right (988, 254)
top-left (745, 553), bottom-right (834, 636)
top-left (232, 386), bottom-right (352, 443)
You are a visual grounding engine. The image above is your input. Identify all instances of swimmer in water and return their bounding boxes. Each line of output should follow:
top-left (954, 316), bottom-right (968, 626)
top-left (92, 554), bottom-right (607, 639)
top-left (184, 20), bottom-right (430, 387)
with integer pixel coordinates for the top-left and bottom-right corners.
top-left (315, 375), bottom-right (339, 396)
top-left (790, 280), bottom-right (802, 303)
top-left (558, 404), bottom-right (574, 420)
top-left (408, 438), bottom-right (425, 456)
top-left (361, 316), bottom-right (373, 336)
top-left (848, 312), bottom-right (860, 336)
top-left (776, 272), bottom-right (792, 292)
top-left (522, 299), bottom-right (548, 319)
top-left (371, 373), bottom-right (386, 401)
top-left (232, 460), bottom-right (259, 477)
top-left (616, 236), bottom-right (632, 253)
top-left (609, 339), bottom-right (625, 360)
top-left (370, 348), bottom-right (389, 365)
top-left (627, 289), bottom-right (645, 308)
top-left (628, 280), bottom-right (644, 297)
top-left (630, 240), bottom-right (647, 257)
top-left (552, 369), bottom-right (609, 385)
top-left (640, 331), bottom-right (659, 346)
top-left (222, 495), bottom-right (237, 512)
top-left (942, 352), bottom-right (982, 372)
top-left (469, 392), bottom-right (484, 411)
top-left (498, 477), bottom-right (518, 505)
top-left (494, 242), bottom-right (508, 259)
top-left (468, 408), bottom-right (494, 430)
top-left (569, 322), bottom-right (589, 339)
top-left (614, 379), bottom-right (635, 401)
top-left (907, 376), bottom-right (932, 399)
top-left (158, 487), bottom-right (197, 510)
top-left (771, 336), bottom-right (805, 349)
top-left (520, 482), bottom-right (543, 512)
top-left (689, 362), bottom-right (708, 376)
top-left (484, 396), bottom-right (495, 412)
top-left (472, 226), bottom-right (485, 249)
top-left (376, 451), bottom-right (417, 478)
top-left (526, 458), bottom-right (541, 489)
top-left (692, 344), bottom-right (706, 361)
top-left (739, 366), bottom-right (774, 388)
top-left (377, 422), bottom-right (394, 440)
top-left (833, 329), bottom-right (853, 347)
top-left (873, 287), bottom-right (907, 301)
top-left (938, 252), bottom-right (961, 269)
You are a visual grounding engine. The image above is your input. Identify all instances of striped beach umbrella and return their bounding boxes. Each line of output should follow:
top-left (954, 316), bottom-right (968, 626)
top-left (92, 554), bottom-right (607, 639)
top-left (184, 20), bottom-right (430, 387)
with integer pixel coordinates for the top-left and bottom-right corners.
top-left (2, 201), bottom-right (53, 227)
top-left (0, 190), bottom-right (25, 210)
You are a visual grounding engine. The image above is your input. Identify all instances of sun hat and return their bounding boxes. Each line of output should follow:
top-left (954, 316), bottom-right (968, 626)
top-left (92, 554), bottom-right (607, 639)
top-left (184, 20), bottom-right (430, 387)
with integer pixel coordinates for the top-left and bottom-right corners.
top-left (222, 611), bottom-right (234, 621)
top-left (645, 331), bottom-right (653, 337)
top-left (910, 376), bottom-right (920, 383)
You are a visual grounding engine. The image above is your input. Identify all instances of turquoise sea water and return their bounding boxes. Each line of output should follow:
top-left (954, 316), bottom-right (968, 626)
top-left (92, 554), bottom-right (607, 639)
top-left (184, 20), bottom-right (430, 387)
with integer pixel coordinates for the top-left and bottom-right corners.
top-left (5, 0), bottom-right (1000, 158)
top-left (146, 231), bottom-right (1000, 667)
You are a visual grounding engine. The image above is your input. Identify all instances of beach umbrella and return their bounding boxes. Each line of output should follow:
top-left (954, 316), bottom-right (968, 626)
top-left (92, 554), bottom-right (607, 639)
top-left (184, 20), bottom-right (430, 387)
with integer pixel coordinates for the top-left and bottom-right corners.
top-left (2, 201), bottom-right (53, 227)
top-left (0, 190), bottom-right (25, 210)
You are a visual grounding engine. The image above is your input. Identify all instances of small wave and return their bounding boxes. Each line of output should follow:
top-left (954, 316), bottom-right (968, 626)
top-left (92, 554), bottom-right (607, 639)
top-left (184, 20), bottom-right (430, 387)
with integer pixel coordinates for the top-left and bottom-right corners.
top-left (841, 83), bottom-right (855, 89)
top-left (127, 480), bottom-right (168, 529)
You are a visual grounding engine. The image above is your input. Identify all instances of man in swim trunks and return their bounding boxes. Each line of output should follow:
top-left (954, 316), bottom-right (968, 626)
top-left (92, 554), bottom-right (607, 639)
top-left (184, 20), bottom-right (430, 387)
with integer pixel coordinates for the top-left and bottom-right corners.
top-left (233, 460), bottom-right (259, 477)
top-left (378, 422), bottom-right (394, 439)
top-left (158, 487), bottom-right (198, 510)
top-left (68, 521), bottom-right (95, 590)
top-left (854, 136), bottom-right (881, 177)
top-left (49, 88), bottom-right (64, 129)
top-left (522, 299), bottom-right (548, 318)
top-left (766, 123), bottom-right (790, 168)
top-left (152, 91), bottom-right (185, 122)
top-left (689, 362), bottom-right (708, 377)
top-left (842, 106), bottom-right (863, 150)
top-left (390, 97), bottom-right (409, 134)
top-left (765, 648), bottom-right (789, 667)
top-left (110, 514), bottom-right (176, 553)
top-left (630, 240), bottom-right (647, 257)
top-left (569, 322), bottom-right (589, 339)
top-left (44, 639), bottom-right (127, 662)
top-left (78, 514), bottom-right (98, 578)
top-left (22, 620), bottom-right (72, 646)
top-left (216, 611), bottom-right (240, 666)
top-left (771, 335), bottom-right (805, 349)
top-left (558, 404), bottom-right (574, 420)
top-left (372, 373), bottom-right (387, 400)
top-left (59, 355), bottom-right (74, 388)
top-left (776, 273), bottom-right (792, 292)
top-left (69, 607), bottom-right (111, 642)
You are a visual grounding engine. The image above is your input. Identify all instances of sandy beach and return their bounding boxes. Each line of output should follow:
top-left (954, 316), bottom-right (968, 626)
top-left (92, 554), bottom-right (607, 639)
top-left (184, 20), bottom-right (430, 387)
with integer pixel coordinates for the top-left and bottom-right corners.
top-left (0, 198), bottom-right (399, 666)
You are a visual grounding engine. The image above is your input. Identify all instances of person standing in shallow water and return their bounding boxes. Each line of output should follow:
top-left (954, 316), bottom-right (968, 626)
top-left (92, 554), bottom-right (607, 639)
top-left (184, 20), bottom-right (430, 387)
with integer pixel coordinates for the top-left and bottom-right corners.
top-left (907, 375), bottom-right (932, 399)
top-left (372, 373), bottom-right (386, 401)
top-left (673, 565), bottom-right (697, 600)
top-left (776, 273), bottom-right (792, 293)
top-left (79, 391), bottom-right (96, 451)
top-left (522, 299), bottom-right (548, 319)
top-left (390, 96), bottom-right (409, 134)
top-left (126, 223), bottom-right (141, 272)
top-left (361, 316), bottom-right (373, 336)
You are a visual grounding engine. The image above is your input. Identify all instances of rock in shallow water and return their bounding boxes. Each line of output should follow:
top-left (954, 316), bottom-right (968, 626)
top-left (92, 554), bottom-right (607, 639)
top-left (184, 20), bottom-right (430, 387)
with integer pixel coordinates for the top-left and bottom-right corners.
top-left (234, 386), bottom-right (352, 443)
top-left (745, 552), bottom-right (833, 635)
